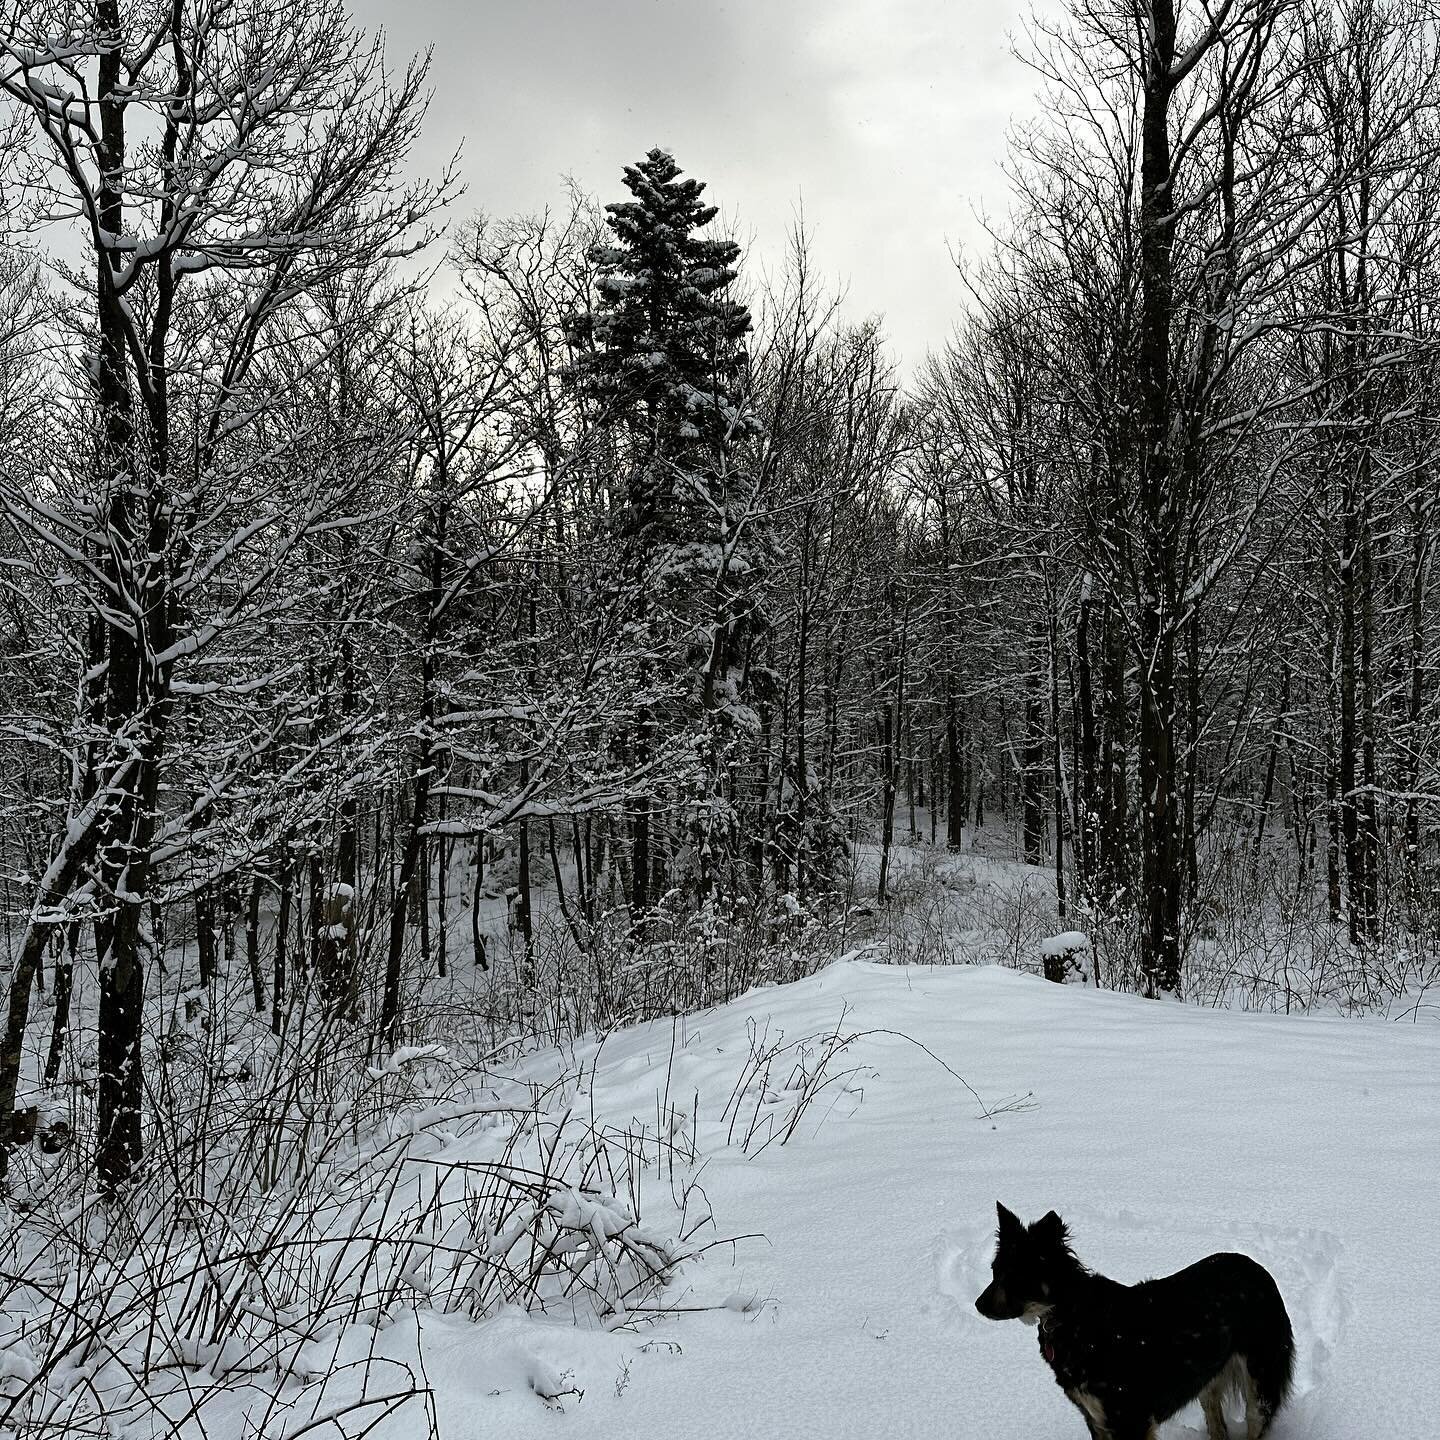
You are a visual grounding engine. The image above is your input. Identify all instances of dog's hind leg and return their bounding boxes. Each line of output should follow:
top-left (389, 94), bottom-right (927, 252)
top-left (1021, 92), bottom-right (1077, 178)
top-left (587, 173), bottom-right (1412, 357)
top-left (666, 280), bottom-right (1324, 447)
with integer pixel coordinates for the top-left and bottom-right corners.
top-left (1201, 1354), bottom-right (1243, 1440)
top-left (1242, 1362), bottom-right (1264, 1440)
top-left (1200, 1383), bottom-right (1231, 1440)
top-left (1241, 1343), bottom-right (1294, 1438)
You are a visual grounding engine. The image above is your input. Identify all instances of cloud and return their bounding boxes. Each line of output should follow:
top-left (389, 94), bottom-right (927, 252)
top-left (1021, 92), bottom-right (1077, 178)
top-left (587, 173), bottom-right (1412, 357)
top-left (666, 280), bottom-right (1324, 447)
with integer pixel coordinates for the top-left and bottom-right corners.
top-left (349, 0), bottom-right (1037, 370)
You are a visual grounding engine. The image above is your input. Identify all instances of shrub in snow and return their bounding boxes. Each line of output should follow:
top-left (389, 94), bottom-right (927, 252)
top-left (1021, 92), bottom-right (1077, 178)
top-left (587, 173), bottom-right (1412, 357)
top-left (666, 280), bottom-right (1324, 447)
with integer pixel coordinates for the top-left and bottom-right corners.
top-left (721, 1011), bottom-right (872, 1154)
top-left (0, 1005), bottom-right (710, 1437)
top-left (473, 893), bottom-right (848, 1044)
top-left (460, 1176), bottom-right (688, 1326)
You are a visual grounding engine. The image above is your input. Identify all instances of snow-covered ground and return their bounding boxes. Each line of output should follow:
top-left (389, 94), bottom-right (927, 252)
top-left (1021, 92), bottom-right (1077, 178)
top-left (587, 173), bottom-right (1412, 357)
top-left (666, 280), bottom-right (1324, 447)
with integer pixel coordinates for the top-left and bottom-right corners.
top-left (208, 959), bottom-right (1436, 1440)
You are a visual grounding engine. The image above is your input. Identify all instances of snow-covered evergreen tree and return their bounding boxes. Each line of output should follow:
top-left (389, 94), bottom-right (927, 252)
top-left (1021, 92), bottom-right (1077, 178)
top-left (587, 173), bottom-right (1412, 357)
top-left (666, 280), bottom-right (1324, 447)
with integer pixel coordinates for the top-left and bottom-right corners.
top-left (572, 149), bottom-right (770, 911)
top-left (571, 147), bottom-right (757, 540)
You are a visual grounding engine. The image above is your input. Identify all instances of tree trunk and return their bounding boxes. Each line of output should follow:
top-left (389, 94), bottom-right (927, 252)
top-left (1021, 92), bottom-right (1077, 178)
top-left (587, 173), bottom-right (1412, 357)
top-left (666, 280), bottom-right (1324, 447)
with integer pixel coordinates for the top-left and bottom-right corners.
top-left (516, 797), bottom-right (534, 983)
top-left (945, 691), bottom-right (965, 850)
top-left (245, 875), bottom-right (265, 1013)
top-left (1022, 661), bottom-right (1046, 867)
top-left (435, 833), bottom-right (448, 979)
top-left (1100, 600), bottom-right (1129, 909)
top-left (877, 701), bottom-right (897, 905)
top-left (1253, 661), bottom-right (1290, 859)
top-left (1136, 0), bottom-right (1183, 995)
top-left (1075, 574), bottom-right (1100, 900)
top-left (44, 922), bottom-right (80, 1085)
top-left (470, 836), bottom-right (488, 970)
top-left (273, 861), bottom-right (292, 1035)
top-left (196, 891), bottom-right (216, 987)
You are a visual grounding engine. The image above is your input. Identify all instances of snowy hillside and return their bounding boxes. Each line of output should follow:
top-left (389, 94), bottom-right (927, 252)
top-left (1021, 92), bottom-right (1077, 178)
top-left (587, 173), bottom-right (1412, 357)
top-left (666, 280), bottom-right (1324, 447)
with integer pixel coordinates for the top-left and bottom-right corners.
top-left (450, 962), bottom-right (1437, 1440)
top-left (83, 959), bottom-right (1424, 1440)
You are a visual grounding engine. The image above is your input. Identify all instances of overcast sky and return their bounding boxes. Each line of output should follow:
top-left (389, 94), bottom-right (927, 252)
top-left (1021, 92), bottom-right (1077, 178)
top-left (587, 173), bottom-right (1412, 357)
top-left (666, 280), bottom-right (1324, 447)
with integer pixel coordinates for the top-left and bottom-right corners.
top-left (348, 0), bottom-right (1040, 372)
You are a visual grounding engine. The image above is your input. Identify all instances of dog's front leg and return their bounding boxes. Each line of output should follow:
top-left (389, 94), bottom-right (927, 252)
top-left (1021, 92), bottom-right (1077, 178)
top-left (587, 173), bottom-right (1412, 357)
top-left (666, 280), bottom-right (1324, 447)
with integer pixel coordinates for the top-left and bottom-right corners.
top-left (1064, 1395), bottom-right (1115, 1440)
top-left (1102, 1415), bottom-right (1158, 1440)
top-left (1063, 1391), bottom-right (1105, 1439)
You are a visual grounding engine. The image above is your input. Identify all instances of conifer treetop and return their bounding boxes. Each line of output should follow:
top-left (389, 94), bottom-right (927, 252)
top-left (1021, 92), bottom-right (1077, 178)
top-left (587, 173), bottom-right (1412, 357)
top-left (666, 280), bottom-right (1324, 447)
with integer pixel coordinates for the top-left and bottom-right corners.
top-left (573, 147), bottom-right (755, 457)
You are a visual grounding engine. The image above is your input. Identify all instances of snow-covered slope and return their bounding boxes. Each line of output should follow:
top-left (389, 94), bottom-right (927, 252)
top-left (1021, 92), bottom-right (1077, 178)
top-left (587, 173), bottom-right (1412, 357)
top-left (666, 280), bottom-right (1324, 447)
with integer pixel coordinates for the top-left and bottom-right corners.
top-left (40, 960), bottom-right (1422, 1438)
top-left (383, 961), bottom-right (1437, 1439)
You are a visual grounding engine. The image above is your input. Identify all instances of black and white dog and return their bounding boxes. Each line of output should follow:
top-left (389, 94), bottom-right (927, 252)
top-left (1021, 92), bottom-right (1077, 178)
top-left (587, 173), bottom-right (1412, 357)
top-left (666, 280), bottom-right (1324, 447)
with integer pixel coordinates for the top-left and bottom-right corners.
top-left (975, 1204), bottom-right (1294, 1440)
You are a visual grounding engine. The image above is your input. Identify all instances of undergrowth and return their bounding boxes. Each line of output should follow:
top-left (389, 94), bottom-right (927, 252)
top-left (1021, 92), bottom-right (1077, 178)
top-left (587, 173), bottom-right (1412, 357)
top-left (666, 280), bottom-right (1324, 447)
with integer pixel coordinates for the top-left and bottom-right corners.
top-left (852, 835), bottom-right (1440, 1019)
top-left (0, 938), bottom-right (865, 1437)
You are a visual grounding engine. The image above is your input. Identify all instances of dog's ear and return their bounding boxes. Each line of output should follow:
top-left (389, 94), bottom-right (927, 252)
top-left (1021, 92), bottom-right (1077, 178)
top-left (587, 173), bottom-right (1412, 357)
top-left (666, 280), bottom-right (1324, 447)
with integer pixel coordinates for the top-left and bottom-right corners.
top-left (1035, 1210), bottom-right (1068, 1243)
top-left (996, 1202), bottom-right (1023, 1235)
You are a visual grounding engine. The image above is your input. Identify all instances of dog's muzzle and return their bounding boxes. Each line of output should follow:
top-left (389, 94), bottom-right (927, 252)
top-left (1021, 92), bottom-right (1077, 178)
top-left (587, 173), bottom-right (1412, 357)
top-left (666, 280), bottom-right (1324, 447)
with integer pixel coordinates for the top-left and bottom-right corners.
top-left (974, 1280), bottom-right (1010, 1319)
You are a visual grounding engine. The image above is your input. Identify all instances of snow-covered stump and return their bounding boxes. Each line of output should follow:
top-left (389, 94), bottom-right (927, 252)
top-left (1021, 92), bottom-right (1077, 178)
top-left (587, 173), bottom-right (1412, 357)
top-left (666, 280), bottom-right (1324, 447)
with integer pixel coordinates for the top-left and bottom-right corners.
top-left (1040, 930), bottom-right (1091, 984)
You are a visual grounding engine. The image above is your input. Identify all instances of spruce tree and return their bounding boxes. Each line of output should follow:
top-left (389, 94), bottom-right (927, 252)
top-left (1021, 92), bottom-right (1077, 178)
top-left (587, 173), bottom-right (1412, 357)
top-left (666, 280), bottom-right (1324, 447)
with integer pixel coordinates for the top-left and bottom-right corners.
top-left (573, 147), bottom-right (757, 535)
top-left (573, 148), bottom-right (768, 916)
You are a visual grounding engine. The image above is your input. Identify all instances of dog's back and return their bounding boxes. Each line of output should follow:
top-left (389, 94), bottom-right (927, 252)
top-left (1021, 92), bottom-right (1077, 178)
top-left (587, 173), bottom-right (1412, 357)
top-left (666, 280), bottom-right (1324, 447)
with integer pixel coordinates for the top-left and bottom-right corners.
top-left (1044, 1252), bottom-right (1294, 1435)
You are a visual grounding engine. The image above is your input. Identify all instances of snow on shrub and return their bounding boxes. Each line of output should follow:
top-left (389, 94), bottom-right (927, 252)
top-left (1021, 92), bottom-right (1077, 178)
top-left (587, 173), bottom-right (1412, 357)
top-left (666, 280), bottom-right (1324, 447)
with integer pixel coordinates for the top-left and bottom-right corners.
top-left (0, 1027), bottom-right (710, 1437)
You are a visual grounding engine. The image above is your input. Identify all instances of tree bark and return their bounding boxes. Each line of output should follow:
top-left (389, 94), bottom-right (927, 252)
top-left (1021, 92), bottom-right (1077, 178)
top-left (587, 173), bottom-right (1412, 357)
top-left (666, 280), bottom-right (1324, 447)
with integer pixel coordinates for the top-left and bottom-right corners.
top-left (1136, 0), bottom-right (1184, 995)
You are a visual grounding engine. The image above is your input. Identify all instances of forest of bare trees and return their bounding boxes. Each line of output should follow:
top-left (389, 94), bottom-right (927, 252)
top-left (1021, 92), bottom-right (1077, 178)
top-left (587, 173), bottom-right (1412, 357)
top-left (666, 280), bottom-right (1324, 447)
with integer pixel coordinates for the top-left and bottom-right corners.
top-left (0, 0), bottom-right (1436, 1209)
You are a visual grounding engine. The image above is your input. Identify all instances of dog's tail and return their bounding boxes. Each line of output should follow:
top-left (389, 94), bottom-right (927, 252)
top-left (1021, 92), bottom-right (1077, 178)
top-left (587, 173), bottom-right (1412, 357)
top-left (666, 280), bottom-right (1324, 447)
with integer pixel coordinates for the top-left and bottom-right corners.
top-left (1246, 1290), bottom-right (1296, 1436)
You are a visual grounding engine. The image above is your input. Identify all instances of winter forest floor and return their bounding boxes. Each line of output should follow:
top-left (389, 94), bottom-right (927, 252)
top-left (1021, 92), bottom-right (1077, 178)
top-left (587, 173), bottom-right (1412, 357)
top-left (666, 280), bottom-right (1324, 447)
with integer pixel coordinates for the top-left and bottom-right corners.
top-left (433, 962), bottom-right (1439, 1440)
top-left (2, 827), bottom-right (1438, 1438)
